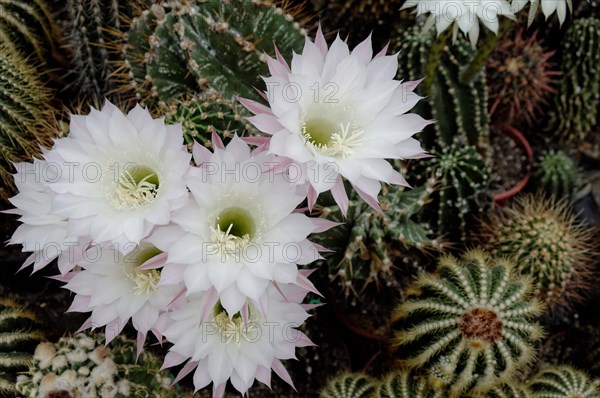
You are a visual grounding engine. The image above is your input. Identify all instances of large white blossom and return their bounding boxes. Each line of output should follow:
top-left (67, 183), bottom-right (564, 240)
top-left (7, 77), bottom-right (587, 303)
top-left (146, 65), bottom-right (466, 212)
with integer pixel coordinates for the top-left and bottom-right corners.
top-left (240, 27), bottom-right (429, 215)
top-left (5, 158), bottom-right (87, 274)
top-left (63, 242), bottom-right (183, 351)
top-left (150, 135), bottom-right (332, 316)
top-left (156, 283), bottom-right (314, 396)
top-left (43, 101), bottom-right (191, 252)
top-left (402, 0), bottom-right (514, 46)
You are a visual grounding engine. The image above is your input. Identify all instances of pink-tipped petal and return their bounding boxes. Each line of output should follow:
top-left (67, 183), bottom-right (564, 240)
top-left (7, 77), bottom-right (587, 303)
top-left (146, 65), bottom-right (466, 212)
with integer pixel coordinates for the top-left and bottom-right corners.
top-left (272, 359), bottom-right (296, 391)
top-left (211, 131), bottom-right (224, 149)
top-left (137, 252), bottom-right (168, 270)
top-left (174, 360), bottom-right (199, 384)
top-left (160, 351), bottom-right (187, 371)
top-left (330, 176), bottom-right (349, 217)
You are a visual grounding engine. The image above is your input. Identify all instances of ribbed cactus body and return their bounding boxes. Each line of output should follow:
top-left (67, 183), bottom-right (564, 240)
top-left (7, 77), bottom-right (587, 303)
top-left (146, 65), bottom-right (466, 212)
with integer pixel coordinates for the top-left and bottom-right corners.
top-left (481, 195), bottom-right (598, 312)
top-left (320, 373), bottom-right (378, 398)
top-left (487, 383), bottom-right (533, 398)
top-left (529, 366), bottom-right (599, 398)
top-left (16, 333), bottom-right (179, 398)
top-left (58, 0), bottom-right (151, 102)
top-left (395, 27), bottom-right (490, 157)
top-left (551, 18), bottom-right (600, 144)
top-left (533, 150), bottom-right (578, 199)
top-left (0, 47), bottom-right (55, 197)
top-left (0, 299), bottom-right (43, 397)
top-left (378, 371), bottom-right (443, 398)
top-left (161, 92), bottom-right (256, 147)
top-left (315, 179), bottom-right (441, 296)
top-left (422, 144), bottom-right (492, 243)
top-left (0, 0), bottom-right (58, 66)
top-left (119, 0), bottom-right (306, 107)
top-left (392, 250), bottom-right (545, 397)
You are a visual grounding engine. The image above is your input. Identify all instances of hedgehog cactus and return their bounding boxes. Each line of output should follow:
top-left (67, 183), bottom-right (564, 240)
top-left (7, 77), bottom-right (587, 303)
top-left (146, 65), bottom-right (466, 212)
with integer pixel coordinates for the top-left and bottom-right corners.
top-left (315, 178), bottom-right (442, 297)
top-left (160, 91), bottom-right (256, 148)
top-left (0, 299), bottom-right (43, 397)
top-left (0, 0), bottom-right (59, 67)
top-left (551, 17), bottom-right (600, 144)
top-left (533, 150), bottom-right (578, 199)
top-left (529, 366), bottom-right (600, 398)
top-left (319, 373), bottom-right (378, 398)
top-left (480, 194), bottom-right (598, 313)
top-left (57, 0), bottom-right (151, 102)
top-left (378, 371), bottom-right (444, 398)
top-left (487, 29), bottom-right (560, 128)
top-left (392, 249), bottom-right (545, 397)
top-left (395, 26), bottom-right (490, 157)
top-left (116, 0), bottom-right (306, 108)
top-left (421, 144), bottom-right (492, 243)
top-left (0, 47), bottom-right (56, 198)
top-left (16, 333), bottom-right (179, 398)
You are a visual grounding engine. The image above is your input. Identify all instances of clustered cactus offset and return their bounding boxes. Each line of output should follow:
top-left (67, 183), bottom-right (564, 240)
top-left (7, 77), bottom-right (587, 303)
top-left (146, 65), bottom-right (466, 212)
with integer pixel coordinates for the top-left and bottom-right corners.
top-left (529, 365), bottom-right (600, 398)
top-left (533, 150), bottom-right (578, 199)
top-left (392, 249), bottom-right (545, 397)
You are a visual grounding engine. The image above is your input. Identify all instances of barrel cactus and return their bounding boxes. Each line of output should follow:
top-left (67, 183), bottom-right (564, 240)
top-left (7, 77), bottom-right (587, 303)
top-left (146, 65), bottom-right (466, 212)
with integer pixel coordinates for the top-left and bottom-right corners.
top-left (0, 0), bottom-right (59, 67)
top-left (551, 17), bottom-right (600, 144)
top-left (395, 26), bottom-right (490, 157)
top-left (528, 366), bottom-right (599, 398)
top-left (378, 371), bottom-right (444, 398)
top-left (320, 373), bottom-right (378, 398)
top-left (487, 29), bottom-right (560, 128)
top-left (533, 150), bottom-right (578, 199)
top-left (16, 333), bottom-right (180, 398)
top-left (488, 383), bottom-right (534, 398)
top-left (480, 194), bottom-right (598, 313)
top-left (0, 299), bottom-right (44, 397)
top-left (0, 46), bottom-right (56, 198)
top-left (420, 144), bottom-right (492, 243)
top-left (315, 178), bottom-right (442, 297)
top-left (116, 0), bottom-right (306, 108)
top-left (392, 249), bottom-right (545, 397)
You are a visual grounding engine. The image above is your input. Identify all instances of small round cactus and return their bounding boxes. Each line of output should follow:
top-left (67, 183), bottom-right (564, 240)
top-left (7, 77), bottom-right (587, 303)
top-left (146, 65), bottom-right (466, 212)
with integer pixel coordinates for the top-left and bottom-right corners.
top-left (392, 249), bottom-right (545, 397)
top-left (480, 194), bottom-right (598, 313)
top-left (320, 373), bottom-right (378, 398)
top-left (16, 333), bottom-right (179, 398)
top-left (0, 298), bottom-right (44, 397)
top-left (378, 371), bottom-right (444, 398)
top-left (487, 383), bottom-right (533, 398)
top-left (529, 366), bottom-right (599, 398)
top-left (533, 150), bottom-right (578, 199)
top-left (487, 29), bottom-right (560, 127)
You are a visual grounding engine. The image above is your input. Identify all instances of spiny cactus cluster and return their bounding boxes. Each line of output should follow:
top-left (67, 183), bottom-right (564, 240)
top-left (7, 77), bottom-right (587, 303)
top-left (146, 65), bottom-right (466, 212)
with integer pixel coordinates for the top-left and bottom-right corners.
top-left (488, 383), bottom-right (533, 398)
top-left (115, 0), bottom-right (306, 108)
top-left (320, 371), bottom-right (443, 398)
top-left (0, 298), bottom-right (43, 397)
top-left (551, 17), bottom-right (600, 144)
top-left (0, 46), bottom-right (56, 197)
top-left (56, 0), bottom-right (151, 102)
top-left (16, 333), bottom-right (180, 398)
top-left (487, 29), bottom-right (560, 128)
top-left (160, 91), bottom-right (256, 148)
top-left (480, 194), bottom-right (598, 313)
top-left (421, 144), bottom-right (492, 243)
top-left (315, 179), bottom-right (442, 297)
top-left (392, 249), bottom-right (545, 397)
top-left (533, 150), bottom-right (578, 199)
top-left (0, 0), bottom-right (59, 67)
top-left (529, 365), bottom-right (599, 398)
top-left (395, 27), bottom-right (490, 157)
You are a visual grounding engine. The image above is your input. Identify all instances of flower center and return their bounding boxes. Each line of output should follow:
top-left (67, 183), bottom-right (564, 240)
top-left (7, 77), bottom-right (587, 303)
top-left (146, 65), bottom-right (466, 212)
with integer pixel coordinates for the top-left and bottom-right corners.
top-left (111, 164), bottom-right (160, 209)
top-left (213, 302), bottom-right (258, 344)
top-left (459, 308), bottom-right (503, 345)
top-left (209, 207), bottom-right (256, 256)
top-left (124, 245), bottom-right (163, 295)
top-left (301, 108), bottom-right (365, 158)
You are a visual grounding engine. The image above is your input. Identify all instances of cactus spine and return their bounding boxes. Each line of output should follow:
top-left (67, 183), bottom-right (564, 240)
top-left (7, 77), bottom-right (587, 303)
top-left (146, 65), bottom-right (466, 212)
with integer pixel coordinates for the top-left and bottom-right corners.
top-left (0, 299), bottom-right (43, 397)
top-left (392, 249), bottom-right (545, 397)
top-left (116, 0), bottom-right (306, 107)
top-left (0, 47), bottom-right (56, 198)
top-left (529, 366), bottom-right (599, 398)
top-left (395, 27), bottom-right (490, 157)
top-left (551, 17), bottom-right (600, 144)
top-left (487, 383), bottom-right (533, 398)
top-left (320, 373), bottom-right (378, 398)
top-left (378, 371), bottom-right (444, 398)
top-left (480, 194), bottom-right (598, 313)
